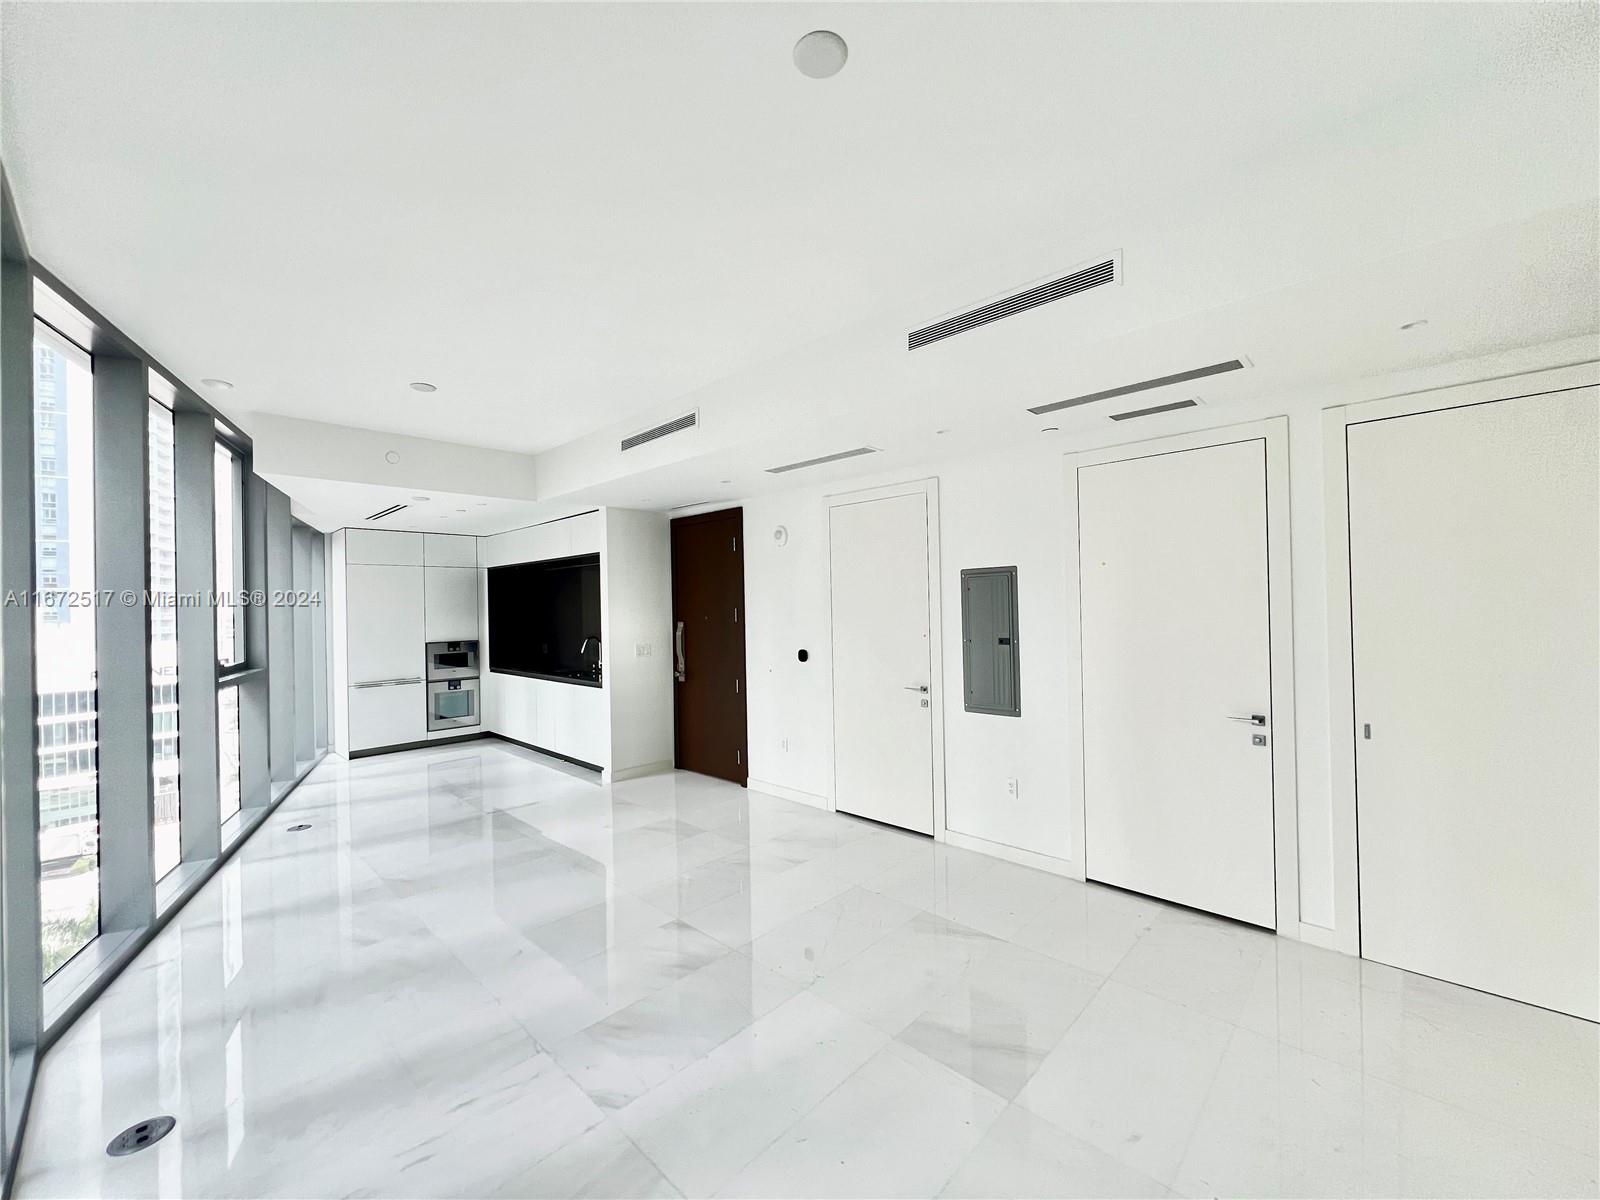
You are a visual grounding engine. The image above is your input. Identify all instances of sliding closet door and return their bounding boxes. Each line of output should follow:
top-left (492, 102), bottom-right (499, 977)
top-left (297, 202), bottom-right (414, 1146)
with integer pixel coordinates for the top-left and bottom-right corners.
top-left (1349, 386), bottom-right (1598, 1019)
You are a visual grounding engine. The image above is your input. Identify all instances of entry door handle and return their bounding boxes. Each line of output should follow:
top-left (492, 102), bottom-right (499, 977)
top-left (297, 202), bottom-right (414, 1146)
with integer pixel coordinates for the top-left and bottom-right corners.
top-left (1226, 713), bottom-right (1267, 726)
top-left (674, 621), bottom-right (686, 682)
top-left (903, 685), bottom-right (929, 693)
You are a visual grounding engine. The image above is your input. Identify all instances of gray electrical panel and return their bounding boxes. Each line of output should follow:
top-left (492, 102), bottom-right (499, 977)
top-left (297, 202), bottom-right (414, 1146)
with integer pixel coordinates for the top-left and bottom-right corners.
top-left (961, 566), bottom-right (1020, 716)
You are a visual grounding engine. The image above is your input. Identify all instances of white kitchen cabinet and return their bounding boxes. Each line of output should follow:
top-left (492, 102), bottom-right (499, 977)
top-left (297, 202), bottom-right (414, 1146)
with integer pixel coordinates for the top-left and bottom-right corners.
top-left (424, 533), bottom-right (477, 567)
top-left (345, 528), bottom-right (424, 566)
top-left (348, 682), bottom-right (426, 752)
top-left (346, 564), bottom-right (425, 684)
top-left (424, 567), bottom-right (479, 641)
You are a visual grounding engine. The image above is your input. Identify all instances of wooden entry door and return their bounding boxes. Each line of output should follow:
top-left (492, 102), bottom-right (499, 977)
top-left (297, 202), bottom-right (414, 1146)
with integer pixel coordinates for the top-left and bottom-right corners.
top-left (671, 508), bottom-right (748, 784)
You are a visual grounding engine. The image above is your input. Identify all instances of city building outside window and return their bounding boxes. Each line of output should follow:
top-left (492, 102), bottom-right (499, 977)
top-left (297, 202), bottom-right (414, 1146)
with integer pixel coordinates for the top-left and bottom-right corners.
top-left (149, 398), bottom-right (182, 877)
top-left (32, 325), bottom-right (100, 977)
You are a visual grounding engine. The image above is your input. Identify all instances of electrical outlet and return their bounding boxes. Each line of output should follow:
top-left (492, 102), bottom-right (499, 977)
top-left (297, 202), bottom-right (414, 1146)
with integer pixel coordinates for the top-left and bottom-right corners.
top-left (635, 642), bottom-right (651, 657)
top-left (781, 737), bottom-right (789, 752)
top-left (1006, 777), bottom-right (1019, 799)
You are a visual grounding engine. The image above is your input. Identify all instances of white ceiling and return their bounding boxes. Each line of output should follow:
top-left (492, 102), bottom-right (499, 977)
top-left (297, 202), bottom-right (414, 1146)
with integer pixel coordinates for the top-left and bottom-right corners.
top-left (3, 2), bottom-right (1596, 531)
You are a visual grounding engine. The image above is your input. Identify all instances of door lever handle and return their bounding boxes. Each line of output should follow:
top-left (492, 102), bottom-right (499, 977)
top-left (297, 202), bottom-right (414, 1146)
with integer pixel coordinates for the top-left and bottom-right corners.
top-left (903, 685), bottom-right (930, 693)
top-left (674, 621), bottom-right (686, 683)
top-left (1226, 714), bottom-right (1267, 726)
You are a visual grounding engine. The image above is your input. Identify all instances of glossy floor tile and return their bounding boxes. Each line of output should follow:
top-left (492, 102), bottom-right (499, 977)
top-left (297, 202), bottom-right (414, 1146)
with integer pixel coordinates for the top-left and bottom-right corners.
top-left (15, 742), bottom-right (1599, 1198)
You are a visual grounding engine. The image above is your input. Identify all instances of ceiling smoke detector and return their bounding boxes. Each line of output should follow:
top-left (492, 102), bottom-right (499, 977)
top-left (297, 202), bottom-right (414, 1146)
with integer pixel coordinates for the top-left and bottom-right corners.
top-left (794, 30), bottom-right (848, 79)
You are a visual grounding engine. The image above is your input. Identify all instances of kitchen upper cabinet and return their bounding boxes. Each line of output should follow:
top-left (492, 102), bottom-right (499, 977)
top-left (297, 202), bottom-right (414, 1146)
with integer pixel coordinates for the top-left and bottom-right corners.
top-left (348, 682), bottom-right (426, 752)
top-left (346, 564), bottom-right (425, 684)
top-left (425, 533), bottom-right (477, 568)
top-left (346, 528), bottom-right (424, 566)
top-left (425, 567), bottom-right (480, 641)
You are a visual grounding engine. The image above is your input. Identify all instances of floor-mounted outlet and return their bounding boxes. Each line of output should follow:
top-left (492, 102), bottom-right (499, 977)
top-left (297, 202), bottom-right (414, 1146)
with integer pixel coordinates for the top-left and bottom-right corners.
top-left (1006, 777), bottom-right (1019, 799)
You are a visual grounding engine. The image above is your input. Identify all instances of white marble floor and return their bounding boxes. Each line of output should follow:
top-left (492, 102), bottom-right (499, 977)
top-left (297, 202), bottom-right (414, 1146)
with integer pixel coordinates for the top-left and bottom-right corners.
top-left (15, 741), bottom-right (1598, 1198)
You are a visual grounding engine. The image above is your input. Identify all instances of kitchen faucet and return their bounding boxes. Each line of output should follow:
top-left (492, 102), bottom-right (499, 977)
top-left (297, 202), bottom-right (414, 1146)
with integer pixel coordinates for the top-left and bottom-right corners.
top-left (580, 636), bottom-right (602, 681)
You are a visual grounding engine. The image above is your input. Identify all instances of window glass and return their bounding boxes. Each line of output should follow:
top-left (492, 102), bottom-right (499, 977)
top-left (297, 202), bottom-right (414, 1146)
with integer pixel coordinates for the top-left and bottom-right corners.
top-left (214, 442), bottom-right (244, 667)
top-left (149, 399), bottom-right (181, 878)
top-left (33, 326), bottom-right (99, 977)
top-left (218, 684), bottom-right (241, 824)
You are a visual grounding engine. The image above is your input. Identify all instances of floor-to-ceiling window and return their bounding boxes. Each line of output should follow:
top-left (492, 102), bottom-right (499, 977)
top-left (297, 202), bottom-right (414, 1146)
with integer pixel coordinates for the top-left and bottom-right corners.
top-left (148, 396), bottom-right (181, 878)
top-left (214, 440), bottom-right (244, 669)
top-left (215, 439), bottom-right (245, 825)
top-left (32, 323), bottom-right (99, 978)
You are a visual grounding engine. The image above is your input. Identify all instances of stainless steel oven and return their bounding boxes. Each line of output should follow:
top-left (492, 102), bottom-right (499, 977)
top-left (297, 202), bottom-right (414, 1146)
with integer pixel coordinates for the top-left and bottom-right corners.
top-left (427, 677), bottom-right (480, 731)
top-left (427, 640), bottom-right (479, 681)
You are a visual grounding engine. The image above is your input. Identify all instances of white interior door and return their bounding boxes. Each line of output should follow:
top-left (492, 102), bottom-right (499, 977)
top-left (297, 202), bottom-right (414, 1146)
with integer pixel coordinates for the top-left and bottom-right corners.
top-left (1078, 438), bottom-right (1276, 927)
top-left (1349, 387), bottom-right (1598, 1020)
top-left (830, 492), bottom-right (935, 834)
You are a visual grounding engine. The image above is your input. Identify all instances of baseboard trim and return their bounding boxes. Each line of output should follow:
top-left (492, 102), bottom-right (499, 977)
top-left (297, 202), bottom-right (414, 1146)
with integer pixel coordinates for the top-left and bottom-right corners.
top-left (943, 827), bottom-right (1083, 879)
top-left (486, 731), bottom-right (604, 775)
top-left (348, 732), bottom-right (486, 759)
top-left (748, 778), bottom-right (833, 812)
top-left (607, 760), bottom-right (673, 783)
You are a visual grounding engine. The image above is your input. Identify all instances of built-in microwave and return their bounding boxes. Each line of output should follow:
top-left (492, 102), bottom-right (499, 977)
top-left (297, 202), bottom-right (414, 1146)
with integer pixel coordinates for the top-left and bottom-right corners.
top-left (426, 640), bottom-right (479, 681)
top-left (427, 677), bottom-right (480, 731)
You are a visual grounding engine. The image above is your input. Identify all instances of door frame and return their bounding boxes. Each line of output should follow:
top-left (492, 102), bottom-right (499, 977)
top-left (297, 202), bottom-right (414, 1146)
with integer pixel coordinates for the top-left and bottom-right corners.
top-left (1064, 417), bottom-right (1300, 932)
top-left (824, 477), bottom-right (948, 840)
top-left (1323, 361), bottom-right (1599, 958)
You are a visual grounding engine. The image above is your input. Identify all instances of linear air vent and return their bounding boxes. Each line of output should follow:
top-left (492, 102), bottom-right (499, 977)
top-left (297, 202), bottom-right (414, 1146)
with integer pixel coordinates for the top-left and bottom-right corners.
top-left (1109, 397), bottom-right (1201, 422)
top-left (1030, 358), bottom-right (1245, 415)
top-left (765, 446), bottom-right (879, 475)
top-left (364, 503), bottom-right (408, 521)
top-left (909, 257), bottom-right (1117, 351)
top-left (621, 410), bottom-right (698, 452)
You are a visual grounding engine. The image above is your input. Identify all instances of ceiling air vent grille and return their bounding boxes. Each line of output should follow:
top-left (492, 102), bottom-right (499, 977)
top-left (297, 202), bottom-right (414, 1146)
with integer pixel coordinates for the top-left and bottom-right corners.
top-left (1109, 397), bottom-right (1201, 422)
top-left (910, 257), bottom-right (1117, 351)
top-left (364, 503), bottom-right (408, 522)
top-left (1030, 358), bottom-right (1245, 415)
top-left (766, 446), bottom-right (879, 475)
top-left (621, 410), bottom-right (698, 452)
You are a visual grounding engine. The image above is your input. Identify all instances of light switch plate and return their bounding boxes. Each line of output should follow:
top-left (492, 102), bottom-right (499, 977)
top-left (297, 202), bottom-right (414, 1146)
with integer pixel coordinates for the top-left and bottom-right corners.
top-left (635, 642), bottom-right (651, 657)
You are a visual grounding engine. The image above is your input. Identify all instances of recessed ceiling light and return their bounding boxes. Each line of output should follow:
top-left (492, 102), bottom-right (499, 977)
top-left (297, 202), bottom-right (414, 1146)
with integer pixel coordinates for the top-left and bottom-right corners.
top-left (409, 381), bottom-right (437, 393)
top-left (794, 30), bottom-right (848, 79)
top-left (1400, 319), bottom-right (1429, 331)
top-left (935, 429), bottom-right (950, 436)
top-left (201, 378), bottom-right (233, 390)
top-left (1041, 426), bottom-right (1060, 433)
top-left (719, 479), bottom-right (732, 485)
top-left (455, 508), bottom-right (467, 513)
top-left (411, 495), bottom-right (430, 501)
top-left (475, 502), bottom-right (487, 507)
top-left (384, 451), bottom-right (400, 464)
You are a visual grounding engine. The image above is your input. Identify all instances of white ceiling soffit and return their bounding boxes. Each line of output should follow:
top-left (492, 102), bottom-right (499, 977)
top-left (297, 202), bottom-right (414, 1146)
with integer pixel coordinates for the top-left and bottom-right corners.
top-left (1, 2), bottom-right (1595, 519)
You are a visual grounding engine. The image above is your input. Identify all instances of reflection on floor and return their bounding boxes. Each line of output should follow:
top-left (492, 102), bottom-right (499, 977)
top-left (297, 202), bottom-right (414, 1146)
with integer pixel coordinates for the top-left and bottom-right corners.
top-left (16, 741), bottom-right (1599, 1198)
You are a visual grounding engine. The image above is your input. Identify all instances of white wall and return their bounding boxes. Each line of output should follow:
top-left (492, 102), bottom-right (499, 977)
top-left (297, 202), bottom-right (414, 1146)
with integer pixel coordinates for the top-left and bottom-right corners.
top-left (601, 509), bottom-right (675, 778)
top-left (744, 450), bottom-right (1078, 860)
top-left (736, 336), bottom-right (1596, 945)
top-left (479, 509), bottom-right (600, 568)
